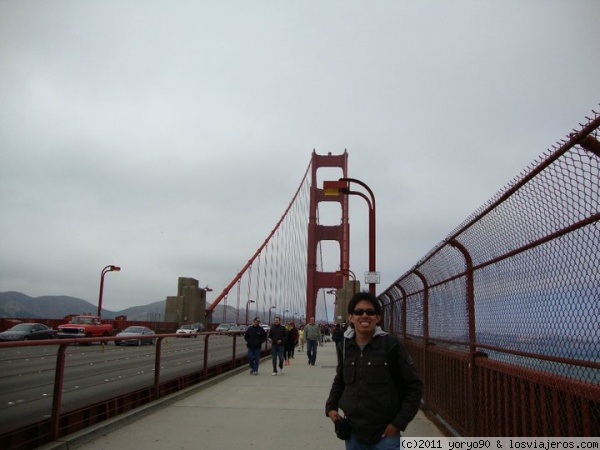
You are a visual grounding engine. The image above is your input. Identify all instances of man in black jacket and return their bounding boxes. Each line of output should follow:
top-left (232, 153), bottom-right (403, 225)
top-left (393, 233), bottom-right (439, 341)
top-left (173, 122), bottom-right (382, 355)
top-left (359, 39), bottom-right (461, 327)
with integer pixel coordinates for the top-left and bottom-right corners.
top-left (244, 317), bottom-right (267, 375)
top-left (268, 316), bottom-right (287, 376)
top-left (325, 292), bottom-right (423, 448)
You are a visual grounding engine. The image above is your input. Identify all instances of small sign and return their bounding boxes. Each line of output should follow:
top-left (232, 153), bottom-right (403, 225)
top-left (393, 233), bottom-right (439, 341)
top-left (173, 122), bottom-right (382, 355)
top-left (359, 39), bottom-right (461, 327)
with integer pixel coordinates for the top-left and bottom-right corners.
top-left (364, 271), bottom-right (380, 284)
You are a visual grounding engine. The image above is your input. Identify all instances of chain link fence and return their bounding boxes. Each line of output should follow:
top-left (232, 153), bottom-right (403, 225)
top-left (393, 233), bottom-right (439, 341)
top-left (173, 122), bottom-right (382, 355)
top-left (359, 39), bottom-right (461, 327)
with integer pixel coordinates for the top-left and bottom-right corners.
top-left (379, 106), bottom-right (600, 436)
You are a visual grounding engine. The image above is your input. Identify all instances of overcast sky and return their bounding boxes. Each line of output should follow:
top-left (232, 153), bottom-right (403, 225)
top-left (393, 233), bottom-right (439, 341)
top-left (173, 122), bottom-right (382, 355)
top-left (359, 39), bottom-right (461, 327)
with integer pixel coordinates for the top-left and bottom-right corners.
top-left (1, 1), bottom-right (598, 315)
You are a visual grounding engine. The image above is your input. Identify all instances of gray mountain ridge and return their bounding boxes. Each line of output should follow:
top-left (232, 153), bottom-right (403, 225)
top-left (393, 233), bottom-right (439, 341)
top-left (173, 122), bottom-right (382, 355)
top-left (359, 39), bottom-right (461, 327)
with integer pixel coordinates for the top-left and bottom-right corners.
top-left (0, 291), bottom-right (236, 322)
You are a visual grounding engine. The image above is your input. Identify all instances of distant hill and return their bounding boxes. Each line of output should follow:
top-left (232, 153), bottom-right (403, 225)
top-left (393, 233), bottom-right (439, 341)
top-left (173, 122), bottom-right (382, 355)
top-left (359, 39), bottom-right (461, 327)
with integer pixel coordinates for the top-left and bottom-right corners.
top-left (0, 291), bottom-right (117, 319)
top-left (0, 291), bottom-right (242, 322)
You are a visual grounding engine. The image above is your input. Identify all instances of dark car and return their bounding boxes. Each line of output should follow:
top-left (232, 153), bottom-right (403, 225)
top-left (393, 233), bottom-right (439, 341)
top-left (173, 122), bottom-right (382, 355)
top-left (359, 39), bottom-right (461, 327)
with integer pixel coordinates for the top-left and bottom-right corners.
top-left (0, 323), bottom-right (56, 341)
top-left (192, 322), bottom-right (206, 332)
top-left (114, 326), bottom-right (155, 346)
top-left (215, 323), bottom-right (237, 332)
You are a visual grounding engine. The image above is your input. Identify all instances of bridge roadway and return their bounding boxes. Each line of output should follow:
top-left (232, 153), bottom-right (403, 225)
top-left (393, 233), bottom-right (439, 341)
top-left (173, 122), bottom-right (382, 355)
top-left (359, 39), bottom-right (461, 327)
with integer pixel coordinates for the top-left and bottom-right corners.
top-left (40, 341), bottom-right (444, 450)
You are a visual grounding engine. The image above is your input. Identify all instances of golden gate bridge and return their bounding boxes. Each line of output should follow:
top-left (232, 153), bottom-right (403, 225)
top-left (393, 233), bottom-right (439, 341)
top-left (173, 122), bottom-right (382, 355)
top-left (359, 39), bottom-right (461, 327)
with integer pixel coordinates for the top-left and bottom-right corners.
top-left (206, 150), bottom-right (351, 324)
top-left (203, 107), bottom-right (600, 436)
top-left (1, 106), bottom-right (598, 446)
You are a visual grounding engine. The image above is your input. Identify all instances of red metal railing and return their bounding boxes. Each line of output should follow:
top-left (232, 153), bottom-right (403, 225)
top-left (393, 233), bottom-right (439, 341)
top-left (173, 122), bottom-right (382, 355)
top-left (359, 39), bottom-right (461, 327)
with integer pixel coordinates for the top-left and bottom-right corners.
top-left (0, 331), bottom-right (269, 449)
top-left (380, 107), bottom-right (600, 436)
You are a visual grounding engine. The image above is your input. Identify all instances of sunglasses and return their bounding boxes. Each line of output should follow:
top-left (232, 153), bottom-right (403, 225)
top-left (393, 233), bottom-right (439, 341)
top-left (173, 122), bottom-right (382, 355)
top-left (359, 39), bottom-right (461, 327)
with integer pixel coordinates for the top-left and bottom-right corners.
top-left (352, 308), bottom-right (377, 316)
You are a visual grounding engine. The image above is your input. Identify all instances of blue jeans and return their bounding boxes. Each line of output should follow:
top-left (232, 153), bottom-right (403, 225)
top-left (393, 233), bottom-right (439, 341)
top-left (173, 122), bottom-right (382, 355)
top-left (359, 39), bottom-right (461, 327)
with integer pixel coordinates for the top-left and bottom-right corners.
top-left (271, 344), bottom-right (284, 372)
top-left (345, 432), bottom-right (401, 450)
top-left (247, 347), bottom-right (261, 372)
top-left (306, 339), bottom-right (318, 364)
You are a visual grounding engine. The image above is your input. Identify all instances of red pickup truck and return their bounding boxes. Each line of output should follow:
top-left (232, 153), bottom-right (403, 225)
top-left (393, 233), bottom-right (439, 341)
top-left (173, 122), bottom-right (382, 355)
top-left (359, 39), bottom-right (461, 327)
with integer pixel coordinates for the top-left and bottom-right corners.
top-left (56, 315), bottom-right (113, 339)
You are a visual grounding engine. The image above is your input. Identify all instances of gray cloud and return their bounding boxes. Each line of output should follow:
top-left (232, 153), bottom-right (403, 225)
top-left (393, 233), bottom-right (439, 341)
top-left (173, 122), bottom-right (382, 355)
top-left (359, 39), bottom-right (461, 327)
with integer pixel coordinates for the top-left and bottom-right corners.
top-left (1, 0), bottom-right (598, 314)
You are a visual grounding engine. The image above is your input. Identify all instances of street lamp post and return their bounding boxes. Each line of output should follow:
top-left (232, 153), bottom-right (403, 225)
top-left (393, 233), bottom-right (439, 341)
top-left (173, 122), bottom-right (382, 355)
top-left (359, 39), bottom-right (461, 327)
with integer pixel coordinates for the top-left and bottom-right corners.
top-left (324, 178), bottom-right (377, 295)
top-left (97, 265), bottom-right (121, 318)
top-left (335, 269), bottom-right (358, 294)
top-left (245, 300), bottom-right (255, 325)
top-left (268, 305), bottom-right (276, 324)
top-left (327, 289), bottom-right (338, 324)
top-left (200, 286), bottom-right (213, 325)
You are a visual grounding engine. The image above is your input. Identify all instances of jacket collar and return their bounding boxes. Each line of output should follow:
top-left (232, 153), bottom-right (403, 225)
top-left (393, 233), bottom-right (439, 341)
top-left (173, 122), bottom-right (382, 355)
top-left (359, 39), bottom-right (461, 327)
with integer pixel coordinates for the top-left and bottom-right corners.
top-left (343, 325), bottom-right (387, 339)
top-left (343, 326), bottom-right (387, 348)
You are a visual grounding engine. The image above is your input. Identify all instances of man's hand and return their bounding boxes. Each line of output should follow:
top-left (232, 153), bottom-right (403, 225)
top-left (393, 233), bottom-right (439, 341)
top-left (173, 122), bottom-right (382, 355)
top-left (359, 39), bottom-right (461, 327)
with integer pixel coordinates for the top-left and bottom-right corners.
top-left (381, 423), bottom-right (399, 438)
top-left (327, 410), bottom-right (341, 423)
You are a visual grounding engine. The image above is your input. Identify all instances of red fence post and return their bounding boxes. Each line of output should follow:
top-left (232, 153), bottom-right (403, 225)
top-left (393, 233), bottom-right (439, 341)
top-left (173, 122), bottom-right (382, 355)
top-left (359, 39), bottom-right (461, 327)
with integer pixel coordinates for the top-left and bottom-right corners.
top-left (153, 337), bottom-right (164, 400)
top-left (51, 343), bottom-right (68, 440)
top-left (203, 334), bottom-right (210, 380)
top-left (450, 239), bottom-right (479, 435)
top-left (413, 269), bottom-right (430, 402)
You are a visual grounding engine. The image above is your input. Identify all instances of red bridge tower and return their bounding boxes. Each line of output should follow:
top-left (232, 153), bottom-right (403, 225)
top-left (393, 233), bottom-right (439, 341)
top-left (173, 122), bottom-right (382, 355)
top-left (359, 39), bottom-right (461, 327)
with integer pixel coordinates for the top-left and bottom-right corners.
top-left (305, 151), bottom-right (349, 321)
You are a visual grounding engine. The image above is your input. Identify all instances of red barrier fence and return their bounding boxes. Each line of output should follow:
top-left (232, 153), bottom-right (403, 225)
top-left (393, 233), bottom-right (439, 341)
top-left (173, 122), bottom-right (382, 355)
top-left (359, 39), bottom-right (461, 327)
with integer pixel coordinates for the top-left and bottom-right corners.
top-left (380, 107), bottom-right (600, 436)
top-left (0, 331), bottom-right (265, 449)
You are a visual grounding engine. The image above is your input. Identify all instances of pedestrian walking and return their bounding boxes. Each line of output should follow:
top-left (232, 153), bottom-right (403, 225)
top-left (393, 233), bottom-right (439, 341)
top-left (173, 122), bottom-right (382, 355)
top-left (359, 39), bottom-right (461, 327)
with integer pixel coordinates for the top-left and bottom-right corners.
top-left (244, 317), bottom-right (267, 375)
top-left (326, 292), bottom-right (423, 449)
top-left (332, 323), bottom-right (344, 345)
top-left (304, 317), bottom-right (320, 365)
top-left (297, 325), bottom-right (305, 352)
top-left (284, 321), bottom-right (299, 365)
top-left (323, 324), bottom-right (331, 343)
top-left (269, 316), bottom-right (286, 375)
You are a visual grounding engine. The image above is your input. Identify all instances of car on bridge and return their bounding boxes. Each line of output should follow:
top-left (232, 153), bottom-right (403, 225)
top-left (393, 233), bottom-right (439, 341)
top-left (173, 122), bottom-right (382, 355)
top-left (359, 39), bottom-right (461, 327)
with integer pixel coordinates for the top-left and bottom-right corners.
top-left (114, 326), bottom-right (156, 346)
top-left (227, 325), bottom-right (248, 335)
top-left (56, 315), bottom-right (113, 339)
top-left (0, 323), bottom-right (56, 341)
top-left (176, 323), bottom-right (205, 337)
top-left (215, 323), bottom-right (237, 332)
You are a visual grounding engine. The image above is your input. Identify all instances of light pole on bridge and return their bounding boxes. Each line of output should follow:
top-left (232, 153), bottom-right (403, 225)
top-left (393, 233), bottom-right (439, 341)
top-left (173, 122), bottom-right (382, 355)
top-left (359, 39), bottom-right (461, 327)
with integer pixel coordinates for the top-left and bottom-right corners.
top-left (335, 268), bottom-right (358, 294)
top-left (97, 265), bottom-right (121, 318)
top-left (245, 300), bottom-right (255, 325)
top-left (327, 289), bottom-right (339, 323)
top-left (324, 177), bottom-right (378, 295)
top-left (200, 286), bottom-right (213, 325)
top-left (268, 305), bottom-right (276, 325)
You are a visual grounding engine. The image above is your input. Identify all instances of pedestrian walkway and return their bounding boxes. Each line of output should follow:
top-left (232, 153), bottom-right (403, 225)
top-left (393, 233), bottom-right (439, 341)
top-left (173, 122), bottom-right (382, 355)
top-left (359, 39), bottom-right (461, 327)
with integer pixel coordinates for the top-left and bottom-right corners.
top-left (42, 342), bottom-right (444, 450)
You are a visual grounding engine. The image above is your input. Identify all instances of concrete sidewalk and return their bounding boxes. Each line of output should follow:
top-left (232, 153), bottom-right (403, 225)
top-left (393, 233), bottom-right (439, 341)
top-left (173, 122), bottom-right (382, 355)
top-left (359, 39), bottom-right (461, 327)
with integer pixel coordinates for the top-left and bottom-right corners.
top-left (43, 342), bottom-right (443, 450)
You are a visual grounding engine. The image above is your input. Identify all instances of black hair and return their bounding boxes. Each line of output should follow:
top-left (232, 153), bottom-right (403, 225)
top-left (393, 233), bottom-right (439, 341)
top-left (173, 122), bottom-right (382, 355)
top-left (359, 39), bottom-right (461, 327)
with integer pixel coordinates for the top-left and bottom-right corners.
top-left (347, 291), bottom-right (382, 315)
